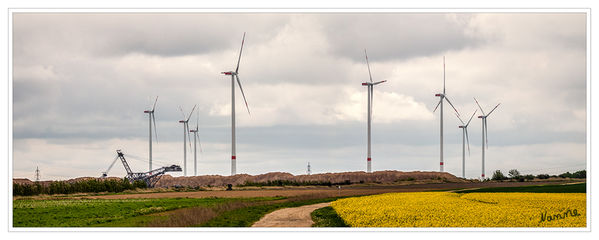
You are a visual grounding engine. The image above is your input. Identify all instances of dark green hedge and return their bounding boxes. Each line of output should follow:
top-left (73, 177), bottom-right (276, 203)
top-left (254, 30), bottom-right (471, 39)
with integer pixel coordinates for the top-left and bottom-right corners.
top-left (13, 178), bottom-right (146, 196)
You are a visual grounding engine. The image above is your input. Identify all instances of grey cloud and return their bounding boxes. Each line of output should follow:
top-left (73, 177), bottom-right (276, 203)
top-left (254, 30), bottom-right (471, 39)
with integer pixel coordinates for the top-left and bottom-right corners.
top-left (318, 14), bottom-right (485, 62)
top-left (13, 13), bottom-right (288, 58)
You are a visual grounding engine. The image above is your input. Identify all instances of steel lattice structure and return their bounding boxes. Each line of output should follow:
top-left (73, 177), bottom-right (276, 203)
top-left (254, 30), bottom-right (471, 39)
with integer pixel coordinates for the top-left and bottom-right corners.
top-left (102, 150), bottom-right (181, 188)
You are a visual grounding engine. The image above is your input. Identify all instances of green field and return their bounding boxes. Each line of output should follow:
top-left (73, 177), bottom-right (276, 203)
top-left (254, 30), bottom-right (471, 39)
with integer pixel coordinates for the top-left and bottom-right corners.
top-left (311, 206), bottom-right (348, 227)
top-left (454, 183), bottom-right (586, 193)
top-left (13, 197), bottom-right (279, 227)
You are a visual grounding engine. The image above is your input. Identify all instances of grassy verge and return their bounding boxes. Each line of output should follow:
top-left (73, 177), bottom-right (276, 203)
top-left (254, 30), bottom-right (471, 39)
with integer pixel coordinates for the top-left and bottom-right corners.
top-left (454, 183), bottom-right (586, 193)
top-left (199, 196), bottom-right (341, 227)
top-left (13, 197), bottom-right (279, 227)
top-left (311, 206), bottom-right (348, 227)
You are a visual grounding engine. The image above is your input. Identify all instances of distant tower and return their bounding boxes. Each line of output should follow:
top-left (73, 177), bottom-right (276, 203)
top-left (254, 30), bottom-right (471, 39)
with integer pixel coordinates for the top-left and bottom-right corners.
top-left (307, 162), bottom-right (311, 175)
top-left (34, 166), bottom-right (40, 182)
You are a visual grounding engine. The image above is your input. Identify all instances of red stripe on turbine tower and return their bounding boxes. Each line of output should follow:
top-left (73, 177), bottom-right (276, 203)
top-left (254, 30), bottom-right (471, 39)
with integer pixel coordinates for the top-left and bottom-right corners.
top-left (367, 158), bottom-right (371, 161)
top-left (440, 162), bottom-right (444, 165)
top-left (232, 156), bottom-right (236, 159)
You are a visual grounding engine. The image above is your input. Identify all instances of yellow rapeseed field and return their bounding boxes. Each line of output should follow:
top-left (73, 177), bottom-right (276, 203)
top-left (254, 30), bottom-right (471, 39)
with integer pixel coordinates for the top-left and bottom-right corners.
top-left (331, 192), bottom-right (586, 227)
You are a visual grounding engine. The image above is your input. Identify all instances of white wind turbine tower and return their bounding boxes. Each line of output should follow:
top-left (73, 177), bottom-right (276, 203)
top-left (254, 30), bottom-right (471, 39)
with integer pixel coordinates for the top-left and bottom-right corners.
top-left (473, 97), bottom-right (500, 179)
top-left (362, 49), bottom-right (387, 173)
top-left (189, 111), bottom-right (202, 176)
top-left (221, 32), bottom-right (251, 176)
top-left (178, 105), bottom-right (196, 176)
top-left (433, 56), bottom-right (460, 172)
top-left (456, 110), bottom-right (477, 178)
top-left (143, 96), bottom-right (158, 172)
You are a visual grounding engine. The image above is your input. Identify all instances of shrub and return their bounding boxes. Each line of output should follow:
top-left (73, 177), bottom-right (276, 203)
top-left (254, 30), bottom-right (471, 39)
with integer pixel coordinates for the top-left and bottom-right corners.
top-left (492, 170), bottom-right (507, 181)
top-left (536, 174), bottom-right (550, 179)
top-left (13, 178), bottom-right (145, 196)
top-left (523, 174), bottom-right (535, 181)
top-left (508, 169), bottom-right (521, 179)
top-left (572, 170), bottom-right (586, 179)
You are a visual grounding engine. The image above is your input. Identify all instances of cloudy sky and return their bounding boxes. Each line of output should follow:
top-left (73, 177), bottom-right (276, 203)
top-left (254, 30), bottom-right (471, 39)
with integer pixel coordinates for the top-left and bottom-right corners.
top-left (11, 12), bottom-right (587, 180)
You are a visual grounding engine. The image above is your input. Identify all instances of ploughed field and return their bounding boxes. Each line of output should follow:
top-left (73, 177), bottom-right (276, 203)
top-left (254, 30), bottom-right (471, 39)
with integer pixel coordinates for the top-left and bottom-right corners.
top-left (65, 180), bottom-right (578, 200)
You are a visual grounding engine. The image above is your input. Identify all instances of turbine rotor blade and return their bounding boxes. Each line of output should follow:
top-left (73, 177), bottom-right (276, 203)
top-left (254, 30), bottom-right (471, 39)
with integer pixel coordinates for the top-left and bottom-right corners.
top-left (197, 134), bottom-right (203, 153)
top-left (443, 56), bottom-right (446, 94)
top-left (444, 96), bottom-right (460, 116)
top-left (152, 96), bottom-right (158, 111)
top-left (179, 106), bottom-right (186, 119)
top-left (187, 104), bottom-right (197, 122)
top-left (487, 103), bottom-right (501, 117)
top-left (473, 97), bottom-right (486, 115)
top-left (235, 32), bottom-right (246, 73)
top-left (373, 80), bottom-right (387, 85)
top-left (466, 109), bottom-right (477, 126)
top-left (152, 113), bottom-right (158, 142)
top-left (465, 128), bottom-right (471, 155)
top-left (433, 99), bottom-right (442, 113)
top-left (455, 112), bottom-right (465, 125)
top-left (370, 86), bottom-right (374, 118)
top-left (196, 110), bottom-right (199, 129)
top-left (365, 49), bottom-right (373, 83)
top-left (186, 124), bottom-right (192, 152)
top-left (236, 75), bottom-right (251, 115)
top-left (484, 118), bottom-right (489, 149)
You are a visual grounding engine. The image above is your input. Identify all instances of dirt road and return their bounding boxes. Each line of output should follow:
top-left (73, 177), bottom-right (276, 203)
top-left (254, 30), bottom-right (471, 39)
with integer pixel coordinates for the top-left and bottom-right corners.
top-left (252, 202), bottom-right (330, 227)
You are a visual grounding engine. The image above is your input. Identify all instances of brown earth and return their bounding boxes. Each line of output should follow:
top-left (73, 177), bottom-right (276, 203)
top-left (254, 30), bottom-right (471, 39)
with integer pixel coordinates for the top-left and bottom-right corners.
top-left (153, 170), bottom-right (465, 188)
top-left (80, 180), bottom-right (580, 200)
top-left (13, 170), bottom-right (463, 187)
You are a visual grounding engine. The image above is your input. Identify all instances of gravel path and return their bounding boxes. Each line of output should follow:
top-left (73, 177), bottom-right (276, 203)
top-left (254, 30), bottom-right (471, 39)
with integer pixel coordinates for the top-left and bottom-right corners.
top-left (252, 202), bottom-right (331, 227)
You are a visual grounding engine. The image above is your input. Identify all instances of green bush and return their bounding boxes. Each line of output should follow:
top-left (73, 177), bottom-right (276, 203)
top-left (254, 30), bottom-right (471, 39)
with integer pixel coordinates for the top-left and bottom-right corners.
top-left (536, 174), bottom-right (550, 179)
top-left (492, 170), bottom-right (507, 181)
top-left (523, 174), bottom-right (535, 181)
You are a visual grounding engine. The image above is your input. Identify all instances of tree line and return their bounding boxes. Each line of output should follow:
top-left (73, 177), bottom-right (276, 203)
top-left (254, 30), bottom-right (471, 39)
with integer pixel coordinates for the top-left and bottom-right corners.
top-left (491, 169), bottom-right (586, 181)
top-left (13, 178), bottom-right (147, 196)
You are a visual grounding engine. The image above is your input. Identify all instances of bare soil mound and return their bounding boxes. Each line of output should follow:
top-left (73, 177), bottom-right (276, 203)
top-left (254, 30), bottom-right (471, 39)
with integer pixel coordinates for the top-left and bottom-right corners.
top-left (13, 171), bottom-right (463, 188)
top-left (154, 170), bottom-right (463, 188)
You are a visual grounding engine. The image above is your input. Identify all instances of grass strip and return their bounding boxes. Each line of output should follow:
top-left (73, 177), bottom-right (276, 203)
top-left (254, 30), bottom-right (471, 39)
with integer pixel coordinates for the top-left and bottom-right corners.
top-left (311, 206), bottom-right (349, 227)
top-left (13, 197), bottom-right (278, 227)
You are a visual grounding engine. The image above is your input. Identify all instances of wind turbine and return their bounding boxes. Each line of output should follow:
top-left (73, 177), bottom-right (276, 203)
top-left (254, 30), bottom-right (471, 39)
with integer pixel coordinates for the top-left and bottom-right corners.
top-left (361, 49), bottom-right (386, 173)
top-left (433, 56), bottom-right (460, 172)
top-left (189, 111), bottom-right (202, 176)
top-left (221, 32), bottom-right (251, 176)
top-left (178, 105), bottom-right (196, 176)
top-left (456, 109), bottom-right (477, 178)
top-left (143, 96), bottom-right (158, 172)
top-left (473, 97), bottom-right (500, 179)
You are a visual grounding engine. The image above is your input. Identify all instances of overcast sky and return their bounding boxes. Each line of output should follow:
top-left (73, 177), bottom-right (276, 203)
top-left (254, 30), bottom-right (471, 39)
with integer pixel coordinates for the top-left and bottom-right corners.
top-left (11, 12), bottom-right (587, 180)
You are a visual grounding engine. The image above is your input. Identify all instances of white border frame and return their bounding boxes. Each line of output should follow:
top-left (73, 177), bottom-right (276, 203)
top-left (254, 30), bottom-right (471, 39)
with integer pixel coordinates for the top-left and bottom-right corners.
top-left (6, 8), bottom-right (592, 233)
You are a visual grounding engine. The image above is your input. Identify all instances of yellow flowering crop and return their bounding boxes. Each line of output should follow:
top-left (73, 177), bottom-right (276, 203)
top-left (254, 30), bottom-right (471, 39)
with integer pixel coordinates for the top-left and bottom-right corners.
top-left (331, 192), bottom-right (586, 227)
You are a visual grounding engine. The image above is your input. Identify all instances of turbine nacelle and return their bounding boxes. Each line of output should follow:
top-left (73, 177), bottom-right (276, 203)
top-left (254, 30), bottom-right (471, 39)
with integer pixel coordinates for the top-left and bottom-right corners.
top-left (179, 120), bottom-right (187, 123)
top-left (190, 129), bottom-right (198, 133)
top-left (478, 115), bottom-right (486, 119)
top-left (221, 71), bottom-right (237, 76)
top-left (143, 110), bottom-right (154, 113)
top-left (458, 126), bottom-right (465, 128)
top-left (435, 93), bottom-right (444, 97)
